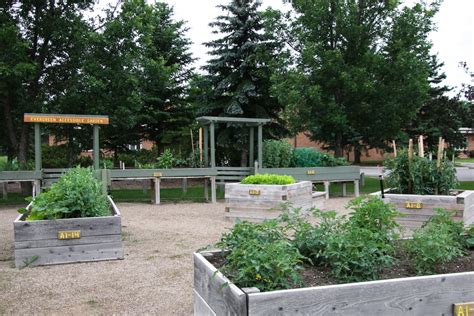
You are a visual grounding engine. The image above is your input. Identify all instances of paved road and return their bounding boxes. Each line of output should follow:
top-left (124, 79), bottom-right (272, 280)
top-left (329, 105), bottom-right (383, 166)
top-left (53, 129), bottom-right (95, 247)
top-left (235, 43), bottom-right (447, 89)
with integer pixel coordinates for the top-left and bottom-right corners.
top-left (360, 166), bottom-right (474, 181)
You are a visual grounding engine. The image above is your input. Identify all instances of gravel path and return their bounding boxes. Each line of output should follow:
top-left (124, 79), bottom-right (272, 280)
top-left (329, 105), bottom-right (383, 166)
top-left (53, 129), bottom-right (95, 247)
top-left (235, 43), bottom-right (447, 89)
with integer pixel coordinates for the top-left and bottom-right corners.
top-left (0, 198), bottom-right (351, 315)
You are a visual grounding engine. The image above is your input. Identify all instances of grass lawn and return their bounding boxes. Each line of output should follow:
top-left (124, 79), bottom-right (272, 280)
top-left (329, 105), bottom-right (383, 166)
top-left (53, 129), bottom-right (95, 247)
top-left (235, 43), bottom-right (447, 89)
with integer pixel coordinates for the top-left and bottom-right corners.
top-left (1, 179), bottom-right (473, 205)
top-left (456, 158), bottom-right (474, 163)
top-left (352, 160), bottom-right (385, 166)
top-left (110, 186), bottom-right (225, 203)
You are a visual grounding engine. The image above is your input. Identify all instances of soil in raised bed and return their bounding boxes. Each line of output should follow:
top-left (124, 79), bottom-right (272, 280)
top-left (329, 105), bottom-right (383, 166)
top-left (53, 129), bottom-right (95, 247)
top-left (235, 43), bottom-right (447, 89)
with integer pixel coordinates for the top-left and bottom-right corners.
top-left (208, 246), bottom-right (474, 290)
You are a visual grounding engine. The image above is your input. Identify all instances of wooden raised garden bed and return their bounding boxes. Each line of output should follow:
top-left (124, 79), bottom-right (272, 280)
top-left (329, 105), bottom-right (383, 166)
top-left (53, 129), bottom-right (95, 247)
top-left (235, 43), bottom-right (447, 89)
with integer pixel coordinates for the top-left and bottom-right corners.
top-left (371, 190), bottom-right (474, 229)
top-left (14, 196), bottom-right (123, 268)
top-left (225, 181), bottom-right (314, 221)
top-left (194, 250), bottom-right (474, 315)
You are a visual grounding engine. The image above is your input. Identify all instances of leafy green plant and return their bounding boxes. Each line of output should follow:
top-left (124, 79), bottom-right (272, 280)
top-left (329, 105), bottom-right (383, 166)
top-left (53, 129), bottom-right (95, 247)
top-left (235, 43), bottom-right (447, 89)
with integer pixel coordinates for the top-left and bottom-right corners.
top-left (241, 173), bottom-right (295, 185)
top-left (292, 147), bottom-right (348, 167)
top-left (156, 149), bottom-right (176, 169)
top-left (216, 220), bottom-right (305, 291)
top-left (406, 209), bottom-right (466, 274)
top-left (262, 140), bottom-right (293, 168)
top-left (466, 225), bottom-right (474, 248)
top-left (21, 167), bottom-right (110, 220)
top-left (385, 149), bottom-right (457, 195)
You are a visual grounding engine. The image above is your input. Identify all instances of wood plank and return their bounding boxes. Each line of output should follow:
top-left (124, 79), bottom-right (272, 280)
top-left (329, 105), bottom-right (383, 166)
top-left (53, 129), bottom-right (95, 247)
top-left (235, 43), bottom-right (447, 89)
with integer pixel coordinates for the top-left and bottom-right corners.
top-left (194, 290), bottom-right (216, 316)
top-left (14, 216), bottom-right (121, 241)
top-left (194, 253), bottom-right (247, 315)
top-left (15, 234), bottom-right (122, 249)
top-left (248, 272), bottom-right (474, 316)
top-left (15, 241), bottom-right (123, 268)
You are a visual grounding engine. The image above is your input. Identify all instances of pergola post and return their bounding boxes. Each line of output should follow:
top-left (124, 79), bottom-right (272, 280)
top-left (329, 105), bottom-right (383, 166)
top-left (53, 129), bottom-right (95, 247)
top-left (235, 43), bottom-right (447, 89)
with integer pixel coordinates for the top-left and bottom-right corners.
top-left (93, 125), bottom-right (100, 170)
top-left (249, 127), bottom-right (254, 167)
top-left (257, 124), bottom-right (263, 169)
top-left (210, 122), bottom-right (216, 168)
top-left (203, 125), bottom-right (209, 167)
top-left (34, 123), bottom-right (41, 172)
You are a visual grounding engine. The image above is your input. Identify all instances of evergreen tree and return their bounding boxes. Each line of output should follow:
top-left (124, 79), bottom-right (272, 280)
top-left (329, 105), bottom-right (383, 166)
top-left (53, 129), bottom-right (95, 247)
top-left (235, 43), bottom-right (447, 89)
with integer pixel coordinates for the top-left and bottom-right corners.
top-left (200, 0), bottom-right (286, 165)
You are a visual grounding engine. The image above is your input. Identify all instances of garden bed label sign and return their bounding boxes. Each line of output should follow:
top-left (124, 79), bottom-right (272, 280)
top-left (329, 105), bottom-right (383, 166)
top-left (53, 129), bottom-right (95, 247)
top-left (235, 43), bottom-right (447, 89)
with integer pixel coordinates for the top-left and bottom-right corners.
top-left (58, 230), bottom-right (81, 240)
top-left (249, 189), bottom-right (261, 195)
top-left (306, 170), bottom-right (316, 175)
top-left (404, 202), bottom-right (423, 209)
top-left (454, 302), bottom-right (474, 316)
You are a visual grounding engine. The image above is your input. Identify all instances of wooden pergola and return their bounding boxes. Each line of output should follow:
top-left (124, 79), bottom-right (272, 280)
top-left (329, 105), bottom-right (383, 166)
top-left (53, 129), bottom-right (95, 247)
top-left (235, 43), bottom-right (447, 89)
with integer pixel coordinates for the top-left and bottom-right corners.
top-left (196, 116), bottom-right (271, 168)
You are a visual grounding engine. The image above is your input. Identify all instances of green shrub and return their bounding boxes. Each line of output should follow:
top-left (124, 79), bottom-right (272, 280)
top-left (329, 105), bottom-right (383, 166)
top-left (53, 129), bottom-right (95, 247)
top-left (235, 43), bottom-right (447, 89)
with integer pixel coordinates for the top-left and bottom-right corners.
top-left (241, 173), bottom-right (295, 185)
top-left (0, 158), bottom-right (34, 171)
top-left (262, 140), bottom-right (293, 168)
top-left (42, 144), bottom-right (76, 168)
top-left (292, 147), bottom-right (348, 167)
top-left (217, 220), bottom-right (305, 291)
top-left (385, 150), bottom-right (457, 195)
top-left (22, 167), bottom-right (109, 220)
top-left (156, 149), bottom-right (176, 169)
top-left (406, 209), bottom-right (465, 274)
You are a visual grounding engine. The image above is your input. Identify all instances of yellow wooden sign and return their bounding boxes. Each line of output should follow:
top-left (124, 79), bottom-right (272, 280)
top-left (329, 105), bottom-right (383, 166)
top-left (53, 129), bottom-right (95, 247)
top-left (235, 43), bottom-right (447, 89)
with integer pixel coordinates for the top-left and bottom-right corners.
top-left (405, 202), bottom-right (423, 209)
top-left (24, 113), bottom-right (109, 125)
top-left (58, 230), bottom-right (81, 240)
top-left (454, 302), bottom-right (474, 316)
top-left (306, 170), bottom-right (316, 175)
top-left (249, 189), bottom-right (261, 196)
top-left (153, 172), bottom-right (163, 177)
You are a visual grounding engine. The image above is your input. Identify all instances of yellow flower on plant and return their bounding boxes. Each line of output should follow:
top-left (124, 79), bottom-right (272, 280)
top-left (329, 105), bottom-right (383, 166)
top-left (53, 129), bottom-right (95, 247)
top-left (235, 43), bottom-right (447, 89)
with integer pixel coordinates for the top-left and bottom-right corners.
top-left (255, 273), bottom-right (261, 280)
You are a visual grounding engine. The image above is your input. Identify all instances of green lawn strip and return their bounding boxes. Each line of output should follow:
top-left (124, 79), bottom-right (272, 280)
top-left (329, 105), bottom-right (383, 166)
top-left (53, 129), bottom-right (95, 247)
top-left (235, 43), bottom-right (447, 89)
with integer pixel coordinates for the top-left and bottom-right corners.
top-left (456, 158), bottom-right (474, 163)
top-left (0, 192), bottom-right (28, 207)
top-left (352, 160), bottom-right (385, 167)
top-left (110, 186), bottom-right (225, 203)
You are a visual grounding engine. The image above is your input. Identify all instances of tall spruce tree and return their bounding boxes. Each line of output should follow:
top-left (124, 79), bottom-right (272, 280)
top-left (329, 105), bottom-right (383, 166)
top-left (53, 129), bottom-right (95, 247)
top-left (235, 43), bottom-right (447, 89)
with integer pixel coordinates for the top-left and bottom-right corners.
top-left (200, 0), bottom-right (286, 166)
top-left (272, 1), bottom-right (436, 160)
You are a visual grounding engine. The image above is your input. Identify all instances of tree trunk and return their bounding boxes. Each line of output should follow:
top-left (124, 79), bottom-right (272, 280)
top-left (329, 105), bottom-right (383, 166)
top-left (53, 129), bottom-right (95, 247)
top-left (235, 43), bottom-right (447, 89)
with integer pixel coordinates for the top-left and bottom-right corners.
top-left (334, 134), bottom-right (344, 157)
top-left (354, 147), bottom-right (361, 164)
top-left (240, 149), bottom-right (248, 167)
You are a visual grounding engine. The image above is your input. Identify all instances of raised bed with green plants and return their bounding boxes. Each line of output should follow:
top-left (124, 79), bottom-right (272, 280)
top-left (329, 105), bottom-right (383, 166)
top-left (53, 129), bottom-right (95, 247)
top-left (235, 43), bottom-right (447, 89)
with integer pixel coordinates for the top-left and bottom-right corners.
top-left (259, 141), bottom-right (360, 198)
top-left (195, 197), bottom-right (474, 315)
top-left (372, 144), bottom-right (474, 230)
top-left (225, 174), bottom-right (315, 222)
top-left (14, 167), bottom-right (123, 268)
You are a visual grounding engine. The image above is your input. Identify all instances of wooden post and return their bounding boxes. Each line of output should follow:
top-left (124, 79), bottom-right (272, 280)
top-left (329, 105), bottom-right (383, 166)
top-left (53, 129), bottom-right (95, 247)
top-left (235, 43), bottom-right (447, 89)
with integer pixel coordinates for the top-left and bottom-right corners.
top-left (153, 178), bottom-right (161, 204)
top-left (211, 176), bottom-right (216, 203)
top-left (249, 127), bottom-right (254, 167)
top-left (437, 137), bottom-right (443, 168)
top-left (203, 126), bottom-right (209, 167)
top-left (204, 178), bottom-right (209, 201)
top-left (342, 183), bottom-right (347, 197)
top-left (93, 125), bottom-right (100, 170)
top-left (418, 135), bottom-right (424, 158)
top-left (2, 182), bottom-right (7, 200)
top-left (354, 180), bottom-right (360, 197)
top-left (182, 178), bottom-right (188, 193)
top-left (190, 129), bottom-right (195, 153)
top-left (392, 140), bottom-right (397, 157)
top-left (210, 122), bottom-right (216, 168)
top-left (408, 139), bottom-right (413, 162)
top-left (199, 128), bottom-right (203, 163)
top-left (257, 124), bottom-right (263, 169)
top-left (323, 181), bottom-right (330, 199)
top-left (34, 123), bottom-right (42, 172)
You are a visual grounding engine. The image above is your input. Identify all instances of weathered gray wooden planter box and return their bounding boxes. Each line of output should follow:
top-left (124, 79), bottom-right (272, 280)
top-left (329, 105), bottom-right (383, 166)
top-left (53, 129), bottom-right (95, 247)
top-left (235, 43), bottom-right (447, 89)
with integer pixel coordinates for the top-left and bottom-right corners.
top-left (371, 190), bottom-right (474, 229)
top-left (225, 181), bottom-right (313, 221)
top-left (14, 196), bottom-right (123, 268)
top-left (194, 250), bottom-right (474, 315)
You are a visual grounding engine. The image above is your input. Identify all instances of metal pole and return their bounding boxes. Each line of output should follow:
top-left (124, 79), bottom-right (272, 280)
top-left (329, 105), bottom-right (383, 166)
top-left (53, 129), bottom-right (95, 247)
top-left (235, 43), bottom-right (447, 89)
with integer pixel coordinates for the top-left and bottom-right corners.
top-left (257, 124), bottom-right (263, 169)
top-left (93, 125), bottom-right (100, 170)
top-left (249, 127), bottom-right (254, 167)
top-left (34, 123), bottom-right (41, 171)
top-left (379, 175), bottom-right (385, 198)
top-left (210, 122), bottom-right (216, 168)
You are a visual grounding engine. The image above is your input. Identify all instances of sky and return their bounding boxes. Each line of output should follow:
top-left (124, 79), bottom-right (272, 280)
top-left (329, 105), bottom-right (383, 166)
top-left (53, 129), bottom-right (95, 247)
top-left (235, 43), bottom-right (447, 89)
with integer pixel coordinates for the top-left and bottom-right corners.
top-left (96, 0), bottom-right (473, 93)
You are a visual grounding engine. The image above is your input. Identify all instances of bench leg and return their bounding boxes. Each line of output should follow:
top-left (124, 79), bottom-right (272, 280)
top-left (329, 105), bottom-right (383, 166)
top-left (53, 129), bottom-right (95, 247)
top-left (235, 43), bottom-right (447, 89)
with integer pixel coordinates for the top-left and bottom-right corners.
top-left (1, 182), bottom-right (7, 200)
top-left (342, 183), bottom-right (347, 197)
top-left (324, 181), bottom-right (330, 199)
top-left (354, 180), bottom-right (360, 197)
